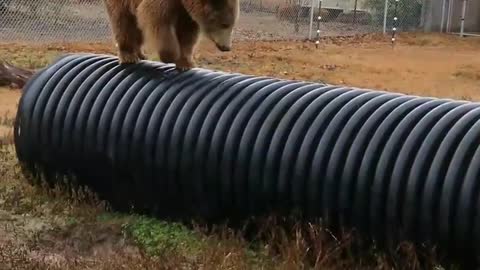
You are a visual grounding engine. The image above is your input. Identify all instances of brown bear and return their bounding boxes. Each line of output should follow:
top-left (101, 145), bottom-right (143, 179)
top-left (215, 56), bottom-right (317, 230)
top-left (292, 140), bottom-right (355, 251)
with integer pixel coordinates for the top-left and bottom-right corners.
top-left (102, 0), bottom-right (240, 70)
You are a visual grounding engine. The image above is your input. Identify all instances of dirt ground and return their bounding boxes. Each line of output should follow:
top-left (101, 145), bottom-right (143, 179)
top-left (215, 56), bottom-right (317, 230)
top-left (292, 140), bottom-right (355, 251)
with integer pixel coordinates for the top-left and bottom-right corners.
top-left (0, 33), bottom-right (479, 268)
top-left (0, 88), bottom-right (19, 140)
top-left (0, 88), bottom-right (19, 115)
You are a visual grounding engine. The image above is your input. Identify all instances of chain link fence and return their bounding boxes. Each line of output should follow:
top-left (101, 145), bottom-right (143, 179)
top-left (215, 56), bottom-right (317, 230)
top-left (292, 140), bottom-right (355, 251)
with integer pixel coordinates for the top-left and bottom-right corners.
top-left (0, 0), bottom-right (424, 43)
top-left (0, 0), bottom-right (111, 42)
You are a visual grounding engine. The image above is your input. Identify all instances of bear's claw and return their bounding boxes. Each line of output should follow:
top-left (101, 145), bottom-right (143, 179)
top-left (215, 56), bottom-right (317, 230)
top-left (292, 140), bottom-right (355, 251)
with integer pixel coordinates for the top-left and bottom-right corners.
top-left (119, 51), bottom-right (142, 64)
top-left (175, 57), bottom-right (195, 72)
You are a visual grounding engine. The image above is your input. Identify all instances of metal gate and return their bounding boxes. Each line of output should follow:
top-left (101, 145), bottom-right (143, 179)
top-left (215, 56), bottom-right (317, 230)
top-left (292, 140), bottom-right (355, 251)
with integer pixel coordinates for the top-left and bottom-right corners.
top-left (442, 0), bottom-right (480, 37)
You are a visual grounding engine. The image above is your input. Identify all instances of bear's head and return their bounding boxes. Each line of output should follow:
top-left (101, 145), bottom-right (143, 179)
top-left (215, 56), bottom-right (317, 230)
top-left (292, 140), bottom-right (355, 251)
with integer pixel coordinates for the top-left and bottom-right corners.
top-left (186, 0), bottom-right (240, 52)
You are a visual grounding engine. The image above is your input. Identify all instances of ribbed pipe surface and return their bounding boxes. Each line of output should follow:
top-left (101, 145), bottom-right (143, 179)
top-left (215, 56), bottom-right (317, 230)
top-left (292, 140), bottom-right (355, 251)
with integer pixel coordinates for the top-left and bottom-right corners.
top-left (14, 53), bottom-right (480, 256)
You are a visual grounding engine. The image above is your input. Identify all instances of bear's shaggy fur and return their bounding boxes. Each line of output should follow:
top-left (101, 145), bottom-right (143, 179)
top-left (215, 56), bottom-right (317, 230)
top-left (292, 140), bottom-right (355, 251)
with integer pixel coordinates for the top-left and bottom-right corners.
top-left (102, 0), bottom-right (239, 70)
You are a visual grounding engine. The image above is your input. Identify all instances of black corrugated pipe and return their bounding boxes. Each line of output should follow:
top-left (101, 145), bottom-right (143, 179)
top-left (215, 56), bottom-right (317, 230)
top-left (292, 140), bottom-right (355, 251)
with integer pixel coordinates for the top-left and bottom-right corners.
top-left (14, 53), bottom-right (480, 259)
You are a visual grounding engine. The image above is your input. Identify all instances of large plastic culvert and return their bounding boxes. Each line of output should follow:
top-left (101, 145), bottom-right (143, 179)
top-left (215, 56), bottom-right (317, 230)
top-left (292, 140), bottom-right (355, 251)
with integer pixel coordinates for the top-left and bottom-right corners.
top-left (13, 53), bottom-right (480, 257)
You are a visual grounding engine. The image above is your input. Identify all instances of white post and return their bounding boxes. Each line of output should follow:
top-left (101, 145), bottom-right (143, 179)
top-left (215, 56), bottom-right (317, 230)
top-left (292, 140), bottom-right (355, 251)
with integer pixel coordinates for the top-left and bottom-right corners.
top-left (309, 0), bottom-right (315, 39)
top-left (446, 0), bottom-right (453, 32)
top-left (383, 0), bottom-right (389, 34)
top-left (440, 0), bottom-right (447, 32)
top-left (460, 0), bottom-right (467, 37)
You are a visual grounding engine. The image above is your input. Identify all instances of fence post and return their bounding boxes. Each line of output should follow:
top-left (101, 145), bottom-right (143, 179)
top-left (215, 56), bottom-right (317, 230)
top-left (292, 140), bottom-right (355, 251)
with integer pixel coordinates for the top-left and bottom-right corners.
top-left (446, 0), bottom-right (453, 32)
top-left (440, 0), bottom-right (447, 32)
top-left (460, 0), bottom-right (467, 37)
top-left (295, 0), bottom-right (300, 33)
top-left (383, 0), bottom-right (389, 34)
top-left (353, 0), bottom-right (358, 24)
top-left (309, 0), bottom-right (315, 39)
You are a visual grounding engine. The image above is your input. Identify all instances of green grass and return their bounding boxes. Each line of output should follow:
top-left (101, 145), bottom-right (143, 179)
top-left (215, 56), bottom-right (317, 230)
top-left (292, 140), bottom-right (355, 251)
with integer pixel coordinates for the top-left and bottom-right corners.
top-left (118, 215), bottom-right (202, 256)
top-left (124, 217), bottom-right (202, 256)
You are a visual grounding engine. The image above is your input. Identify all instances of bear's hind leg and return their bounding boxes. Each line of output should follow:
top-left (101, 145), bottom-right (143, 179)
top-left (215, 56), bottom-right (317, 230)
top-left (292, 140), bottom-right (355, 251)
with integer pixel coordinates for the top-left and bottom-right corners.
top-left (156, 27), bottom-right (181, 65)
top-left (136, 1), bottom-right (181, 65)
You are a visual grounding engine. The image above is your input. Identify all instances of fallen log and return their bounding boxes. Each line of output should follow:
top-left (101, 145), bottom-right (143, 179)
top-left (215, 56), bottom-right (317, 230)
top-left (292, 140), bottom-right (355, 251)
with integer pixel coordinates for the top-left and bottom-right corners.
top-left (0, 59), bottom-right (34, 89)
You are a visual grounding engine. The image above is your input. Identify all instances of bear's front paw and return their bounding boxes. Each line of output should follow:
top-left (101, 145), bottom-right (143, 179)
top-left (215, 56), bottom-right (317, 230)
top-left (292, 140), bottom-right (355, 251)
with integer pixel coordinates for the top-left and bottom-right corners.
top-left (119, 51), bottom-right (141, 64)
top-left (175, 58), bottom-right (195, 72)
top-left (137, 51), bottom-right (147, 61)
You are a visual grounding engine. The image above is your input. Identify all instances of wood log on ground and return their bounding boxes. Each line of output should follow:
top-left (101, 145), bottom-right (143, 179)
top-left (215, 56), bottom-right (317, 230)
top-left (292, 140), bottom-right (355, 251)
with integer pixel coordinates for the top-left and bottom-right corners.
top-left (0, 59), bottom-right (34, 89)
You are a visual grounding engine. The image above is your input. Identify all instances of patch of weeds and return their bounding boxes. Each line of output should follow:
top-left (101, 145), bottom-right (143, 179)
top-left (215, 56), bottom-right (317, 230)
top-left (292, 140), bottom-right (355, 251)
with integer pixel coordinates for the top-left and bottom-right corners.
top-left (0, 147), bottom-right (106, 223)
top-left (3, 50), bottom-right (58, 70)
top-left (0, 238), bottom-right (179, 270)
top-left (459, 95), bottom-right (473, 101)
top-left (96, 212), bottom-right (129, 223)
top-left (123, 215), bottom-right (204, 256)
top-left (64, 216), bottom-right (78, 226)
top-left (197, 228), bottom-right (273, 269)
top-left (0, 113), bottom-right (15, 126)
top-left (453, 69), bottom-right (480, 81)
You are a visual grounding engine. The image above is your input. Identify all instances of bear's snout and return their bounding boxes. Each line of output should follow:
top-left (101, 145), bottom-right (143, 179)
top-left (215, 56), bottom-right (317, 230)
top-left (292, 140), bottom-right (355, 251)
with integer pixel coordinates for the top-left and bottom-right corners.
top-left (216, 43), bottom-right (231, 52)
